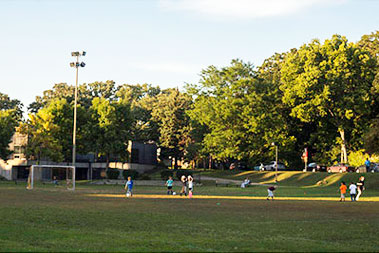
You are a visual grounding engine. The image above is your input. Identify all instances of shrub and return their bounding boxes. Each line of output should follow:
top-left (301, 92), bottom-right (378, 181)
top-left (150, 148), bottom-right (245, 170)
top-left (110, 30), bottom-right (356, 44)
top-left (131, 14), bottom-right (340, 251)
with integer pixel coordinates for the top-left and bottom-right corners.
top-left (139, 174), bottom-right (151, 180)
top-left (106, 168), bottom-right (120, 179)
top-left (0, 175), bottom-right (7, 181)
top-left (122, 170), bottom-right (139, 180)
top-left (160, 170), bottom-right (174, 180)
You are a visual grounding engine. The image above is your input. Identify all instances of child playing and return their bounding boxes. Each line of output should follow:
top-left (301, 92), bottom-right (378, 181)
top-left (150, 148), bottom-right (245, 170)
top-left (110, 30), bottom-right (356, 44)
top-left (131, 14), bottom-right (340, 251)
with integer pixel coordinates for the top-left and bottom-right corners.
top-left (339, 181), bottom-right (347, 202)
top-left (125, 176), bottom-right (133, 197)
top-left (180, 175), bottom-right (187, 196)
top-left (188, 175), bottom-right (194, 198)
top-left (166, 176), bottom-right (174, 195)
top-left (267, 186), bottom-right (276, 200)
top-left (349, 182), bottom-right (357, 202)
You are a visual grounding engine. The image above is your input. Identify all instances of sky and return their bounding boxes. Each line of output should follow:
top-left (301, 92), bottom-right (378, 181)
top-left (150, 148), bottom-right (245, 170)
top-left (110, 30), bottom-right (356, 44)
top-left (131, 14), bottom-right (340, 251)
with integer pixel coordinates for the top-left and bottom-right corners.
top-left (0, 0), bottom-right (378, 113)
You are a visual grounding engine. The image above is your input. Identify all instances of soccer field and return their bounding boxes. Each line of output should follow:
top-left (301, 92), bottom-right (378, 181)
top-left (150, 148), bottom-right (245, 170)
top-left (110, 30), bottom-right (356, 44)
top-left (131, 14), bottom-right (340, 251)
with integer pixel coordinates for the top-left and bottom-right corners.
top-left (1, 182), bottom-right (379, 252)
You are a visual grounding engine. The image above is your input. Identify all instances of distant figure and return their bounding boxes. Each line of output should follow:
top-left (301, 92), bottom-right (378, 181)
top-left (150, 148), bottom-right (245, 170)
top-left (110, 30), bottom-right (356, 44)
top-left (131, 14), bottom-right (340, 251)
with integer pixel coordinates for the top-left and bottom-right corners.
top-left (188, 175), bottom-right (194, 198)
top-left (125, 176), bottom-right (133, 197)
top-left (349, 182), bottom-right (357, 201)
top-left (180, 175), bottom-right (187, 196)
top-left (356, 176), bottom-right (365, 201)
top-left (267, 186), bottom-right (276, 200)
top-left (241, 178), bottom-right (250, 188)
top-left (339, 181), bottom-right (347, 202)
top-left (364, 158), bottom-right (371, 172)
top-left (53, 176), bottom-right (59, 186)
top-left (260, 163), bottom-right (264, 171)
top-left (166, 176), bottom-right (174, 195)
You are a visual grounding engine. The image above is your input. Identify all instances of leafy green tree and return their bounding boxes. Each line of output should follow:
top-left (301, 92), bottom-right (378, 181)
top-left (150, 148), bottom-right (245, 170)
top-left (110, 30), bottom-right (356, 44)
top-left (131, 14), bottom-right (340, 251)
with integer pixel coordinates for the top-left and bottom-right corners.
top-left (280, 35), bottom-right (377, 163)
top-left (188, 59), bottom-right (295, 167)
top-left (0, 93), bottom-right (23, 159)
top-left (150, 88), bottom-right (193, 169)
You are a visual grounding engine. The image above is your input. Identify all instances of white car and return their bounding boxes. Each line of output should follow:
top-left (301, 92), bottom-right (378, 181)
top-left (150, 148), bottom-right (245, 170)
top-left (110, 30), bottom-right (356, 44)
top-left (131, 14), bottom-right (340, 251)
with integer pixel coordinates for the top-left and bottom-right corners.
top-left (264, 161), bottom-right (285, 171)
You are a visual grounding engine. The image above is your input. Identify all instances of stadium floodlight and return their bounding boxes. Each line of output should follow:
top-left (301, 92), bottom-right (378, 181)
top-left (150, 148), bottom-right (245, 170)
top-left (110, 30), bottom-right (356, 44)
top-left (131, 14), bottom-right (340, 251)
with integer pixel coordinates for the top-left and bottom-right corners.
top-left (70, 51), bottom-right (86, 169)
top-left (26, 165), bottom-right (76, 191)
top-left (70, 62), bottom-right (76, 67)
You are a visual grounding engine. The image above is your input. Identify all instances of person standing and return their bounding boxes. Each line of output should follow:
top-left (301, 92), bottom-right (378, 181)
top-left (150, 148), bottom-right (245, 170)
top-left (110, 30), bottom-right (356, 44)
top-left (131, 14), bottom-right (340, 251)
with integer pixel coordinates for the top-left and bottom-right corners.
top-left (180, 175), bottom-right (187, 196)
top-left (364, 158), bottom-right (371, 172)
top-left (125, 176), bottom-right (133, 197)
top-left (356, 176), bottom-right (365, 201)
top-left (166, 176), bottom-right (174, 195)
top-left (349, 182), bottom-right (357, 202)
top-left (339, 181), bottom-right (347, 202)
top-left (267, 186), bottom-right (276, 200)
top-left (188, 175), bottom-right (194, 198)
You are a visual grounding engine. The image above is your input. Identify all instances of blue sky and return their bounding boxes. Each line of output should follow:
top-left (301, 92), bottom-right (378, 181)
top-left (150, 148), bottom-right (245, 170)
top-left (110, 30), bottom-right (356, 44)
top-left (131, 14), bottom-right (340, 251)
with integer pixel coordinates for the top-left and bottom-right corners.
top-left (0, 0), bottom-right (378, 112)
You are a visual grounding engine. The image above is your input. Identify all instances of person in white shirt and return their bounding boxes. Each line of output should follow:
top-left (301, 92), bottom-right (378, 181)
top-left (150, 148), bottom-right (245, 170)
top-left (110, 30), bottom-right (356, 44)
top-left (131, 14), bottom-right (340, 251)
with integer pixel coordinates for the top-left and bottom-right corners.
top-left (349, 182), bottom-right (357, 201)
top-left (187, 175), bottom-right (194, 198)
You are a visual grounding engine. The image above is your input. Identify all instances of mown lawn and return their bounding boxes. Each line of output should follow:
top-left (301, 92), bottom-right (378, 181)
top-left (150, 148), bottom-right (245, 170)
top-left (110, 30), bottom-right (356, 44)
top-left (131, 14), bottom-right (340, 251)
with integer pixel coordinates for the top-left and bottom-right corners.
top-left (1, 182), bottom-right (379, 252)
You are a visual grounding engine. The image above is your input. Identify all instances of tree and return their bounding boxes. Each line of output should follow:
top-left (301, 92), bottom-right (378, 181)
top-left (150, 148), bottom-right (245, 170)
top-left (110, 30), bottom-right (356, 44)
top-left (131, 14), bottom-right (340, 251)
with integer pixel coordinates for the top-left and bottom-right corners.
top-left (280, 35), bottom-right (377, 163)
top-left (188, 59), bottom-right (295, 167)
top-left (150, 88), bottom-right (193, 169)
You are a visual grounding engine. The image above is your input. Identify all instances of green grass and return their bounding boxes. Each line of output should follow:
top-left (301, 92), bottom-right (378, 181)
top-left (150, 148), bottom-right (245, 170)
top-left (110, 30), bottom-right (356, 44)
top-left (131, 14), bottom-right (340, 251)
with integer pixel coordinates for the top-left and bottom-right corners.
top-left (1, 179), bottom-right (379, 252)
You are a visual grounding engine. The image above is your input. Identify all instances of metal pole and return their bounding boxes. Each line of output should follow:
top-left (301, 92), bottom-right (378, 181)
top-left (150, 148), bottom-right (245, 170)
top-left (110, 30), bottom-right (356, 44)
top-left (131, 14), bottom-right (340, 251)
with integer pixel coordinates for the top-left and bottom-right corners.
top-left (72, 56), bottom-right (79, 166)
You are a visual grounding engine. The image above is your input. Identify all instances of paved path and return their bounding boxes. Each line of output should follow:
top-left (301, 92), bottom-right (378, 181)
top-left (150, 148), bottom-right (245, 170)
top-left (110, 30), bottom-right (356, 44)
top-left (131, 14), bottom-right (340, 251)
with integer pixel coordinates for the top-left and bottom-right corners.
top-left (200, 176), bottom-right (273, 186)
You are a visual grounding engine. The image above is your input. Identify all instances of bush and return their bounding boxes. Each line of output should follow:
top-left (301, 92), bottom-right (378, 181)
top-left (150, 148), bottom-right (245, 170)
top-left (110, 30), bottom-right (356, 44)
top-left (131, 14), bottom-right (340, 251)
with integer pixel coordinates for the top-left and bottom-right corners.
top-left (0, 175), bottom-right (7, 181)
top-left (122, 170), bottom-right (139, 180)
top-left (139, 174), bottom-right (151, 180)
top-left (175, 170), bottom-right (193, 180)
top-left (106, 168), bottom-right (120, 179)
top-left (160, 170), bottom-right (174, 180)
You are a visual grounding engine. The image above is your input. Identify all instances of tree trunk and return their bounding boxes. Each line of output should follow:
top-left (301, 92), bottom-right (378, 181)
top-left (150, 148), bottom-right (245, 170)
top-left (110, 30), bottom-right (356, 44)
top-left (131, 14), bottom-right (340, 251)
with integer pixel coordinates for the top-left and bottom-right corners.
top-left (174, 157), bottom-right (178, 170)
top-left (208, 155), bottom-right (212, 170)
top-left (339, 129), bottom-right (348, 163)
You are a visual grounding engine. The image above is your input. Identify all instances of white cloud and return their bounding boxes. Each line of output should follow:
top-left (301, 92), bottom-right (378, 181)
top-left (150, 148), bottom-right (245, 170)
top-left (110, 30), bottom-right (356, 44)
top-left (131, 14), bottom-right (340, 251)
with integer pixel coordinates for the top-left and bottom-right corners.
top-left (159, 0), bottom-right (346, 20)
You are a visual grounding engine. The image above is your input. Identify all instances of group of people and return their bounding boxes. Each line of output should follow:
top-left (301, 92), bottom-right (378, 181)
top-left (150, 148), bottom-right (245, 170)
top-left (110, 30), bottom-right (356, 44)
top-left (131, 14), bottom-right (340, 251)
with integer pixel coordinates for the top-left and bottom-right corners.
top-left (339, 176), bottom-right (365, 202)
top-left (167, 174), bottom-right (194, 198)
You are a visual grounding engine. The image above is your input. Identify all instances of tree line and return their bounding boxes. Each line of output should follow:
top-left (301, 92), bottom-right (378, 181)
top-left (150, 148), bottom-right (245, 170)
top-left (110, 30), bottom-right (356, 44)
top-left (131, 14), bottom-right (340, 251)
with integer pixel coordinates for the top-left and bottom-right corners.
top-left (1, 31), bottom-right (378, 169)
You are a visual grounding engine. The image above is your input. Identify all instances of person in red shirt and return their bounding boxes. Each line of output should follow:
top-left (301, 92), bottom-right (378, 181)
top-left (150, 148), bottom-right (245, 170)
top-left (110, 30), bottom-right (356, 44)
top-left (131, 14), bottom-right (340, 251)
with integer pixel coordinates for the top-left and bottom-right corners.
top-left (339, 181), bottom-right (347, 202)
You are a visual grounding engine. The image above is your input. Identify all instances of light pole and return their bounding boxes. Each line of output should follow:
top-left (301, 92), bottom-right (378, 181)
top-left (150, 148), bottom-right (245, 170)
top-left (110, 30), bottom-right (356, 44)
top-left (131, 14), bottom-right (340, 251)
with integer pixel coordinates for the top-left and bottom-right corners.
top-left (70, 51), bottom-right (86, 177)
top-left (271, 142), bottom-right (278, 182)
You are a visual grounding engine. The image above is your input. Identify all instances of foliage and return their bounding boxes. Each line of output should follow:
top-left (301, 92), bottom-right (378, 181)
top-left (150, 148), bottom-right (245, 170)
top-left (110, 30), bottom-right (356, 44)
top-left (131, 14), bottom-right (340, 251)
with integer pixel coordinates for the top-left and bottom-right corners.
top-left (348, 150), bottom-right (370, 167)
top-left (160, 170), bottom-right (174, 180)
top-left (106, 168), bottom-right (120, 179)
top-left (280, 35), bottom-right (377, 163)
top-left (122, 169), bottom-right (139, 180)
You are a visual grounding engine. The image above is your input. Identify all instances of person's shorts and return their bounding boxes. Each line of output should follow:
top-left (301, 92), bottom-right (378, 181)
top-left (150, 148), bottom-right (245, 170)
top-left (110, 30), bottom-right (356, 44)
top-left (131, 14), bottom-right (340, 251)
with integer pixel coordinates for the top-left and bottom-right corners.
top-left (341, 193), bottom-right (345, 198)
top-left (167, 186), bottom-right (172, 190)
top-left (189, 187), bottom-right (193, 191)
top-left (267, 190), bottom-right (274, 197)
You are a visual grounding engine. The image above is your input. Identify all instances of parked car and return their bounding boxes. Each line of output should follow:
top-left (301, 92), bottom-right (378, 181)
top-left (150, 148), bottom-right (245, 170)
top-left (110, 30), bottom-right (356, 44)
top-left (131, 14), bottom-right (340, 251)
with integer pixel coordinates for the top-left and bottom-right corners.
top-left (264, 161), bottom-right (285, 171)
top-left (327, 163), bottom-right (355, 173)
top-left (304, 162), bottom-right (327, 172)
top-left (371, 163), bottom-right (379, 173)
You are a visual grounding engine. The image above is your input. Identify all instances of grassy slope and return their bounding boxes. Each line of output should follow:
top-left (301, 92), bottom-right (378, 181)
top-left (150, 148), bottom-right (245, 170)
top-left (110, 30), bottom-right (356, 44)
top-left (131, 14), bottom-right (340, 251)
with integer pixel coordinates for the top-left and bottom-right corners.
top-left (0, 183), bottom-right (379, 252)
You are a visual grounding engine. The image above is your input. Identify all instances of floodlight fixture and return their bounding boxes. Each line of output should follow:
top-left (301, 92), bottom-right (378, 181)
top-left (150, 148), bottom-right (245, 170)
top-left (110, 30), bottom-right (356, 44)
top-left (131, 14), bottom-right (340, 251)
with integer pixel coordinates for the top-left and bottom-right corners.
top-left (70, 62), bottom-right (76, 67)
top-left (71, 51), bottom-right (80, 56)
top-left (80, 51), bottom-right (86, 56)
top-left (80, 62), bottom-right (86, 67)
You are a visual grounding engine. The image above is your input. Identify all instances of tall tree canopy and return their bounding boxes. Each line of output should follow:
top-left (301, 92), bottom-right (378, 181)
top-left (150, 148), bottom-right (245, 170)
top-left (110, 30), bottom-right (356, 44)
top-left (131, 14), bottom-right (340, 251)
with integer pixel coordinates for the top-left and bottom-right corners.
top-left (280, 35), bottom-right (377, 163)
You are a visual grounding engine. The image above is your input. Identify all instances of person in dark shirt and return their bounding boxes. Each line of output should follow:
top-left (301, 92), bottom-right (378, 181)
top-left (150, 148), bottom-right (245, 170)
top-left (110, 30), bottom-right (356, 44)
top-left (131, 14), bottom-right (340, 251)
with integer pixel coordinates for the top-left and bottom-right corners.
top-left (356, 176), bottom-right (365, 201)
top-left (267, 186), bottom-right (277, 200)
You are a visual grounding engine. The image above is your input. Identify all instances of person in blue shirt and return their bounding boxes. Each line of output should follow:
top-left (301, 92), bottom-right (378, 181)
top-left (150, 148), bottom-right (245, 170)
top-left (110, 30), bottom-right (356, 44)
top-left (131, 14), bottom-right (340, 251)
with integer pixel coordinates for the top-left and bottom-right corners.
top-left (125, 176), bottom-right (133, 197)
top-left (165, 176), bottom-right (174, 195)
top-left (365, 158), bottom-right (371, 172)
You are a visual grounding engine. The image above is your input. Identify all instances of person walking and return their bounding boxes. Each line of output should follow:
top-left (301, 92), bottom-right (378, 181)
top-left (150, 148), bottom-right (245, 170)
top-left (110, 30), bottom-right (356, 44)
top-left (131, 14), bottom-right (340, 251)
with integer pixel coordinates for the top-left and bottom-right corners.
top-left (364, 158), bottom-right (371, 172)
top-left (356, 176), bottom-right (365, 201)
top-left (339, 181), bottom-right (347, 202)
top-left (349, 182), bottom-right (357, 202)
top-left (180, 175), bottom-right (187, 196)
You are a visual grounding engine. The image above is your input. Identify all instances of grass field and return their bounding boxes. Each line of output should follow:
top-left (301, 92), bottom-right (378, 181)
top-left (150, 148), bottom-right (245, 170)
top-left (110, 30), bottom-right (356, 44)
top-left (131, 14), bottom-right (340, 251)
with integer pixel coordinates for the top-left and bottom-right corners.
top-left (1, 172), bottom-right (379, 252)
